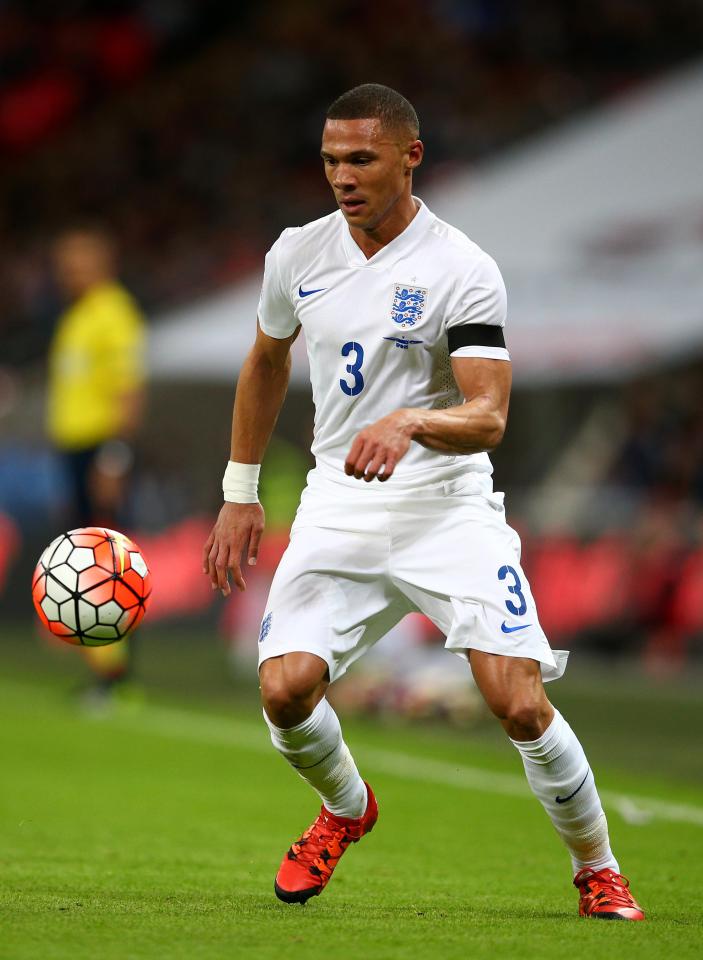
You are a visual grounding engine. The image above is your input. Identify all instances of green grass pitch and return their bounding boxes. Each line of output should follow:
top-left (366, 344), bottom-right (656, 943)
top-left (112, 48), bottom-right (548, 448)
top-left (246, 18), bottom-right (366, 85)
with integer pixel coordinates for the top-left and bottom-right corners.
top-left (1, 627), bottom-right (702, 959)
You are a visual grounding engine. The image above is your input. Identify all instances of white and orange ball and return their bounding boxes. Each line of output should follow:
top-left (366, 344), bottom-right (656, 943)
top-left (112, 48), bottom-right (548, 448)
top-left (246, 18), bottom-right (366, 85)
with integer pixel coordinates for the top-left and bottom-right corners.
top-left (32, 527), bottom-right (151, 646)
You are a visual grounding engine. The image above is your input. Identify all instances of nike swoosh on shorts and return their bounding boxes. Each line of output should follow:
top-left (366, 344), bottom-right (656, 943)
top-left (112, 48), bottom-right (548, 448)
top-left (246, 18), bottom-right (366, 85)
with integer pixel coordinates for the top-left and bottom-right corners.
top-left (500, 621), bottom-right (532, 634)
top-left (298, 285), bottom-right (326, 297)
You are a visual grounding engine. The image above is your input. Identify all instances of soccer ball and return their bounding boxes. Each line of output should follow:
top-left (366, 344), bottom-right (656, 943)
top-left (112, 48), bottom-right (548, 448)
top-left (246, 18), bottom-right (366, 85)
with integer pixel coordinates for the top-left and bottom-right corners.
top-left (32, 527), bottom-right (151, 646)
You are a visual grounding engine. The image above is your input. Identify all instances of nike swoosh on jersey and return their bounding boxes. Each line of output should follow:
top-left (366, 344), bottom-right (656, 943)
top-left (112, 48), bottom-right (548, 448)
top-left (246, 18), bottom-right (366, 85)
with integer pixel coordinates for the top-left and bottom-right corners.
top-left (500, 621), bottom-right (532, 633)
top-left (555, 769), bottom-right (590, 804)
top-left (298, 285), bottom-right (326, 297)
top-left (382, 336), bottom-right (423, 349)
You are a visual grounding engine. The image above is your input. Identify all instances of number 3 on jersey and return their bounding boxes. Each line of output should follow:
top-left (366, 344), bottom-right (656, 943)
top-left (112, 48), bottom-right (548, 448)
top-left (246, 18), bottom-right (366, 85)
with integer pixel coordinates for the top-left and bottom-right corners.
top-left (340, 341), bottom-right (365, 396)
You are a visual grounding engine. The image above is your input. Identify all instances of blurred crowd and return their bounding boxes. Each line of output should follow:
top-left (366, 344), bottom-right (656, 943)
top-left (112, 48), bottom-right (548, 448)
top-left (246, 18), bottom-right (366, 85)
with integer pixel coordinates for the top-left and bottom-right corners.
top-left (613, 373), bottom-right (703, 505)
top-left (3, 0), bottom-right (703, 364)
top-left (514, 366), bottom-right (703, 671)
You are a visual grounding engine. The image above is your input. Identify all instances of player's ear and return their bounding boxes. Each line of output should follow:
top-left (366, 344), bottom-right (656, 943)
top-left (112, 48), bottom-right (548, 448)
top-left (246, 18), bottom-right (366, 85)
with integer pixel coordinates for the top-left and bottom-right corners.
top-left (406, 139), bottom-right (423, 172)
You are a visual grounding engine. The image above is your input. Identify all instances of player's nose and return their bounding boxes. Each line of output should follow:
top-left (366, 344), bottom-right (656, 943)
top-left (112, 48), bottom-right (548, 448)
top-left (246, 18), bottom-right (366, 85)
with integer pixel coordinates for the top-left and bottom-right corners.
top-left (332, 164), bottom-right (356, 189)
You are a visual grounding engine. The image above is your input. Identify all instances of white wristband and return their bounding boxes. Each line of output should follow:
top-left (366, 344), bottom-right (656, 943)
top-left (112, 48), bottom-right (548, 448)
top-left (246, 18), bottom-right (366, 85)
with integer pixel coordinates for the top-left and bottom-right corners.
top-left (223, 461), bottom-right (261, 503)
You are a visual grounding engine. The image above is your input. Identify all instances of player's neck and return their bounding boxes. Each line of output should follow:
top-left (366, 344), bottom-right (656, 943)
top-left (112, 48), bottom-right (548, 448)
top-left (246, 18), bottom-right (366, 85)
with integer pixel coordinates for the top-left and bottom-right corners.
top-left (349, 195), bottom-right (420, 259)
top-left (69, 276), bottom-right (113, 302)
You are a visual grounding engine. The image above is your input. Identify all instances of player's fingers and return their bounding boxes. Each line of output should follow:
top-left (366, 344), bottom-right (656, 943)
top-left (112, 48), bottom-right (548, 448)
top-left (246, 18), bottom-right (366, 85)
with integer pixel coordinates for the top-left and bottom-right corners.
top-left (351, 441), bottom-right (374, 479)
top-left (344, 436), bottom-right (365, 476)
top-left (202, 529), bottom-right (215, 573)
top-left (247, 524), bottom-right (263, 567)
top-left (227, 534), bottom-right (249, 593)
top-left (207, 539), bottom-right (222, 589)
top-left (377, 454), bottom-right (398, 481)
top-left (214, 544), bottom-right (233, 597)
top-left (363, 448), bottom-right (387, 482)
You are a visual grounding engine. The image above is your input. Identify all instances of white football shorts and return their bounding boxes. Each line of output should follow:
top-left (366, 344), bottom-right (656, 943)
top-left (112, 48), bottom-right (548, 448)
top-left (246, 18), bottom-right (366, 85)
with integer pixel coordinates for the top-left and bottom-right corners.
top-left (257, 462), bottom-right (568, 684)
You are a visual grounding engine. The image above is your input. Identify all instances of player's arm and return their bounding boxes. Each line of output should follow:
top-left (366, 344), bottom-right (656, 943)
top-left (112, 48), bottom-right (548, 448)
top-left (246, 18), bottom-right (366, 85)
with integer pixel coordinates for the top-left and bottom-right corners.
top-left (344, 357), bottom-right (511, 481)
top-left (102, 298), bottom-right (147, 441)
top-left (203, 321), bottom-right (300, 595)
top-left (92, 300), bottom-right (146, 508)
top-left (406, 356), bottom-right (511, 453)
top-left (116, 387), bottom-right (145, 438)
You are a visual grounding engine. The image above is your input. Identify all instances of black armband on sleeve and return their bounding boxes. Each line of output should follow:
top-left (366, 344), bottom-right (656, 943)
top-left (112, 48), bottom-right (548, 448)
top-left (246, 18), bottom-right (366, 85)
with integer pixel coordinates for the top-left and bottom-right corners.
top-left (447, 324), bottom-right (506, 352)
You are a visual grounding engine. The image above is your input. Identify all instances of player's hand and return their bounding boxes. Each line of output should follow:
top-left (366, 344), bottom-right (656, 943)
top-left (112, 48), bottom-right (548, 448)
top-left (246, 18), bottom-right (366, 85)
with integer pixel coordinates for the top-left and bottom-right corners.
top-left (202, 501), bottom-right (265, 596)
top-left (344, 409), bottom-right (415, 482)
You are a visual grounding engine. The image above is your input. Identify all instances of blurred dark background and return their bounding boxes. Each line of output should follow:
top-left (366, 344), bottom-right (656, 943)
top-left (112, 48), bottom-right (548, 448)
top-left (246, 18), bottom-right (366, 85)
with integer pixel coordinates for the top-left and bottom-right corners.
top-left (2, 0), bottom-right (703, 712)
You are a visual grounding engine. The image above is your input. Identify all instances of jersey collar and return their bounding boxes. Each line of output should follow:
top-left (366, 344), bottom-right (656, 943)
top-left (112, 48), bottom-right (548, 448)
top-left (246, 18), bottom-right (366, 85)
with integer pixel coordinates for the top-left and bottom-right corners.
top-left (341, 196), bottom-right (432, 268)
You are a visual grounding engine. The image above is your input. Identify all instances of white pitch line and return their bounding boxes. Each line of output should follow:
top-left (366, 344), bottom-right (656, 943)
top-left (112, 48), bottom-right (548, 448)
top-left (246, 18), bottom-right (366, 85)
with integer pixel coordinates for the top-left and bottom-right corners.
top-left (114, 703), bottom-right (703, 828)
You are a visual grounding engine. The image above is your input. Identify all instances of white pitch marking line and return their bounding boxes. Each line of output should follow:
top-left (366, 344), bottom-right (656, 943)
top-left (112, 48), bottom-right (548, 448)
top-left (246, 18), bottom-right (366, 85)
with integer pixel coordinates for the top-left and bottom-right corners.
top-left (115, 703), bottom-right (703, 829)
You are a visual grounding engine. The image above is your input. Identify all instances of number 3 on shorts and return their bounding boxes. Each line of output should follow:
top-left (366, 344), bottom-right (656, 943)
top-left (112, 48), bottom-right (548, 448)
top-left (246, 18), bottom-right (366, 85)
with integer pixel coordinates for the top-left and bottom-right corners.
top-left (340, 341), bottom-right (365, 396)
top-left (498, 564), bottom-right (527, 616)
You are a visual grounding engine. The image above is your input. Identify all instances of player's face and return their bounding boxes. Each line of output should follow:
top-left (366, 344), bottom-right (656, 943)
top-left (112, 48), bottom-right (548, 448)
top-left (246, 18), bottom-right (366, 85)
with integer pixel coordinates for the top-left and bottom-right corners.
top-left (53, 232), bottom-right (114, 300)
top-left (321, 118), bottom-right (422, 233)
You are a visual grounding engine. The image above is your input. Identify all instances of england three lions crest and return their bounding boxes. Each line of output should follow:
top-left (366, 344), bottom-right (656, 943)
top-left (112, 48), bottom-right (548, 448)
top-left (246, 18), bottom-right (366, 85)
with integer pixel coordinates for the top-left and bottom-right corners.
top-left (391, 284), bottom-right (427, 328)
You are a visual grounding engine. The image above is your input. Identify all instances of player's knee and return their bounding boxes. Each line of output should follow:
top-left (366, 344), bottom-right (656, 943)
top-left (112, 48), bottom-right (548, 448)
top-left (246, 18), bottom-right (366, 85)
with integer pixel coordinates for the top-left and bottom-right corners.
top-left (259, 668), bottom-right (295, 722)
top-left (503, 696), bottom-right (552, 741)
top-left (259, 656), bottom-right (327, 728)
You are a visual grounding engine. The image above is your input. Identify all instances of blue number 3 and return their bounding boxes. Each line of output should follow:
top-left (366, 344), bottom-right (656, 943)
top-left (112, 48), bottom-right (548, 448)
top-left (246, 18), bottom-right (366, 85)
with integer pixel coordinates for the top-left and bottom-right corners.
top-left (498, 564), bottom-right (527, 616)
top-left (340, 341), bottom-right (365, 396)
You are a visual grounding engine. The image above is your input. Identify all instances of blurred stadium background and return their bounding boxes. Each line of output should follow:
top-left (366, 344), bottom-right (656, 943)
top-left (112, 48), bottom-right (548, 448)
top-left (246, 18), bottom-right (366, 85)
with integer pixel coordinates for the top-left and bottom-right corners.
top-left (2, 2), bottom-right (703, 955)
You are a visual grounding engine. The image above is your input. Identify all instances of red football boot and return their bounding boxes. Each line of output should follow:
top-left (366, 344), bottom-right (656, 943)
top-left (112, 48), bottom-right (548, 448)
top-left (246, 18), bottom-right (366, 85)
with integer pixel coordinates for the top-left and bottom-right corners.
top-left (574, 867), bottom-right (645, 920)
top-left (274, 782), bottom-right (378, 904)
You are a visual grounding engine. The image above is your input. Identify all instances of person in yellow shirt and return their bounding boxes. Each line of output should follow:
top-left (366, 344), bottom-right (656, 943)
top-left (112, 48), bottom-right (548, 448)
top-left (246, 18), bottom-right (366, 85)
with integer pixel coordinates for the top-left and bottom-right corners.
top-left (47, 225), bottom-right (146, 701)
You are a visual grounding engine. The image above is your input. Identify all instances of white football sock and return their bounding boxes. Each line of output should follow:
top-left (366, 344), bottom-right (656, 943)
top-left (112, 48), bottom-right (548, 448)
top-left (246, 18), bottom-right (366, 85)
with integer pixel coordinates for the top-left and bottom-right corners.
top-left (264, 698), bottom-right (368, 819)
top-left (511, 709), bottom-right (619, 875)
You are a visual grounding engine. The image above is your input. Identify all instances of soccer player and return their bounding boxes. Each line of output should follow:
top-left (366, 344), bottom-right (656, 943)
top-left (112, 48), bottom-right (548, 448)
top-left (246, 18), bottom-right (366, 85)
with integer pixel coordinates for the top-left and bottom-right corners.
top-left (203, 84), bottom-right (644, 920)
top-left (47, 225), bottom-right (146, 698)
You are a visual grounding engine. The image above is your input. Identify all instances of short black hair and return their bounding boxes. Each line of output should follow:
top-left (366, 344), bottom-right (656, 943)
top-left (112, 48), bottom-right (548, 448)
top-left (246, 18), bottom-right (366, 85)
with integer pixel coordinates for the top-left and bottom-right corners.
top-left (326, 83), bottom-right (419, 138)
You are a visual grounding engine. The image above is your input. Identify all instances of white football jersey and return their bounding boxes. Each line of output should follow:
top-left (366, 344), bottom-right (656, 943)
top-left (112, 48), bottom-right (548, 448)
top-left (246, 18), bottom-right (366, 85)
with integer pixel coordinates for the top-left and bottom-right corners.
top-left (258, 198), bottom-right (509, 482)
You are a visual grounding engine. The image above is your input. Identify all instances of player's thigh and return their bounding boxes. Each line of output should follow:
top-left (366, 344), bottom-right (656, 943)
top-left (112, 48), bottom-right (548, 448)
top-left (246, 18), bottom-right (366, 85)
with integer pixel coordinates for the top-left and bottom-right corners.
top-left (60, 447), bottom-right (98, 527)
top-left (258, 524), bottom-right (410, 683)
top-left (392, 496), bottom-right (565, 680)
